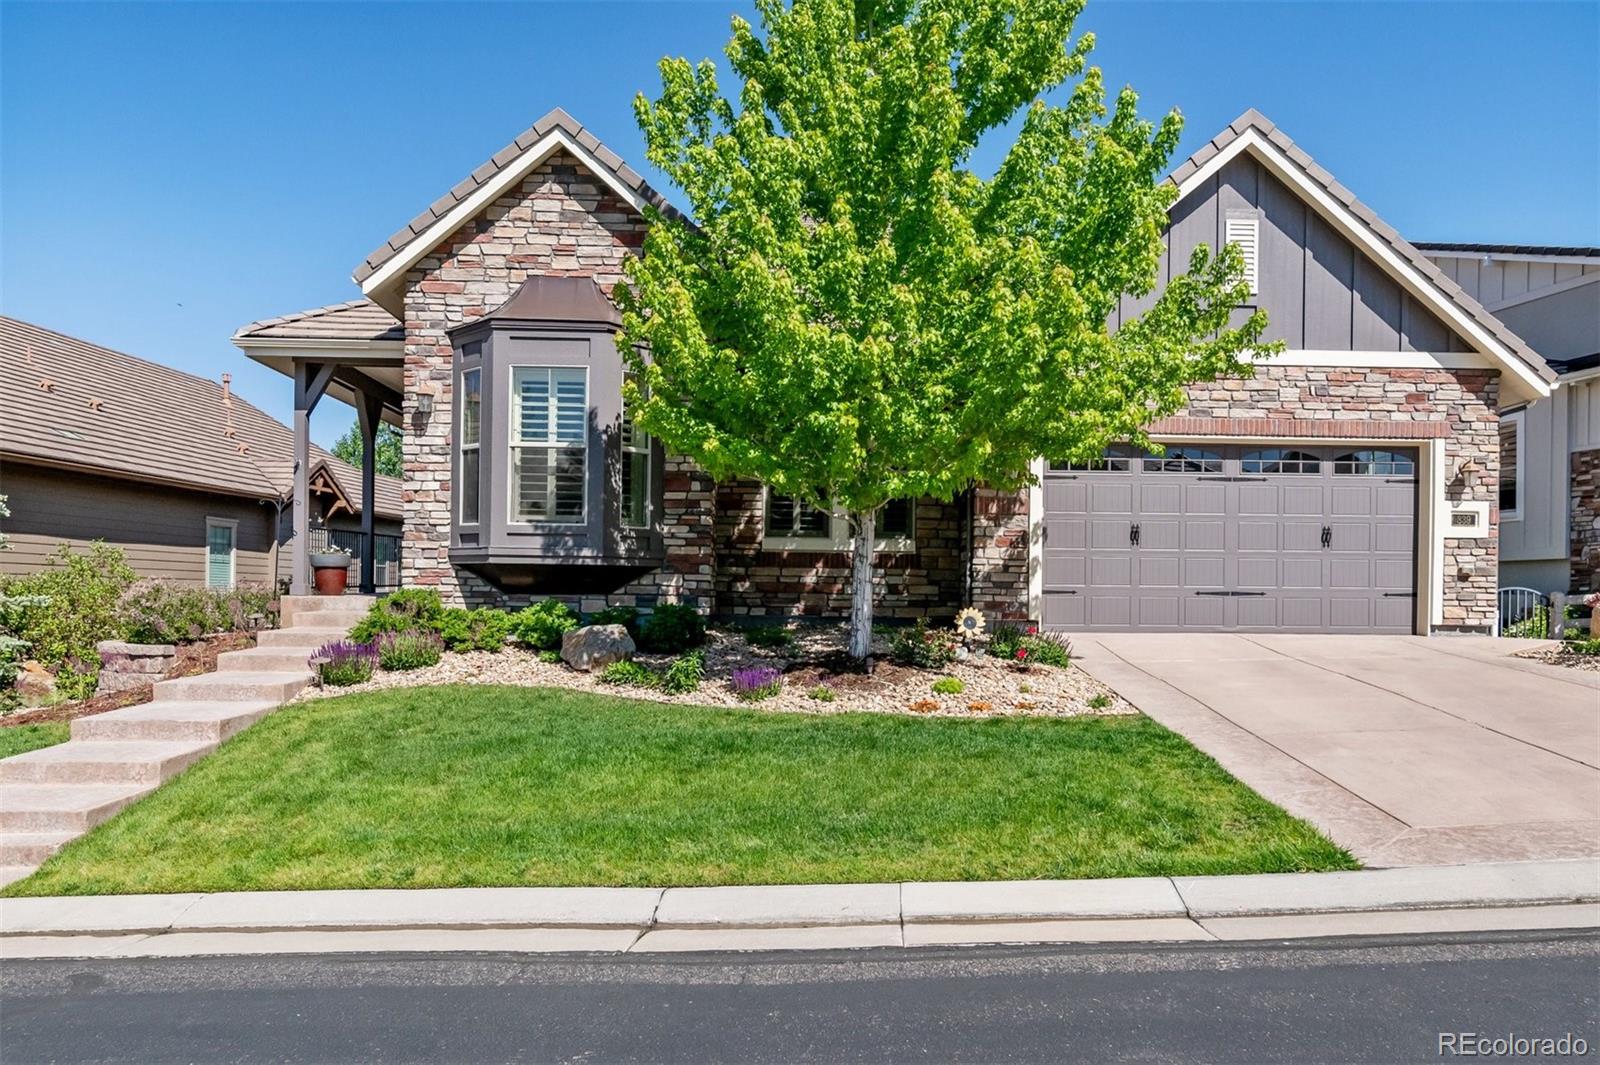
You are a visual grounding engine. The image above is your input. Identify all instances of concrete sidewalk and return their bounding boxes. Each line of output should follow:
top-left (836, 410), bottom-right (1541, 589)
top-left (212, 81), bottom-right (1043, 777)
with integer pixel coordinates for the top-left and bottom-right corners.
top-left (3, 859), bottom-right (1595, 959)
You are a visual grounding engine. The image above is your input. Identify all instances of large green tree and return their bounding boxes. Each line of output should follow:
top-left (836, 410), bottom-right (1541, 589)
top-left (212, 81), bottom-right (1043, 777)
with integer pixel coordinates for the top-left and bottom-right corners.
top-left (621, 0), bottom-right (1270, 659)
top-left (331, 422), bottom-right (403, 480)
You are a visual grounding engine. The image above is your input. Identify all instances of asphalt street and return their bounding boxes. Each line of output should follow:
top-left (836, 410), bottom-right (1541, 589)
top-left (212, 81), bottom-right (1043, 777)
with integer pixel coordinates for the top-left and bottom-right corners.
top-left (2, 930), bottom-right (1596, 1064)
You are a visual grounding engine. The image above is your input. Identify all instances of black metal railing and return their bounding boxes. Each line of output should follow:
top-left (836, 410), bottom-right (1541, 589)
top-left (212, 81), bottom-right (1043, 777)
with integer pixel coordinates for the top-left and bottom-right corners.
top-left (309, 527), bottom-right (402, 593)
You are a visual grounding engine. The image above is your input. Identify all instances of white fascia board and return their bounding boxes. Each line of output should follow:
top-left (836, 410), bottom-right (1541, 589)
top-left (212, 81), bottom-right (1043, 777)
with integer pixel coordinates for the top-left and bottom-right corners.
top-left (358, 129), bottom-right (650, 299)
top-left (1259, 349), bottom-right (1494, 369)
top-left (1174, 129), bottom-right (1550, 402)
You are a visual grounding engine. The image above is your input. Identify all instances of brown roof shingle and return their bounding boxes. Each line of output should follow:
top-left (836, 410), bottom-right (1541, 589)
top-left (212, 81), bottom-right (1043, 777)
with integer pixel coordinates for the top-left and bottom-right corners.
top-left (1, 316), bottom-right (402, 518)
top-left (233, 299), bottom-right (403, 343)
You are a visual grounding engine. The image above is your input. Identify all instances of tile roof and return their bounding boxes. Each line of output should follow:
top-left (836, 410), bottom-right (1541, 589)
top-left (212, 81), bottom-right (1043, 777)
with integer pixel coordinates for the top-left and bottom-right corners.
top-left (351, 106), bottom-right (680, 286)
top-left (1413, 242), bottom-right (1600, 259)
top-left (233, 299), bottom-right (403, 343)
top-left (1, 316), bottom-right (403, 518)
top-left (1169, 109), bottom-right (1556, 385)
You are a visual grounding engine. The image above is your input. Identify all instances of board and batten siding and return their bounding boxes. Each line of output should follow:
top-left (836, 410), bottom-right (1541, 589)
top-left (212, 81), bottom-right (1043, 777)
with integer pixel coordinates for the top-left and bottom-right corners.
top-left (0, 461), bottom-right (277, 586)
top-left (1114, 156), bottom-right (1472, 353)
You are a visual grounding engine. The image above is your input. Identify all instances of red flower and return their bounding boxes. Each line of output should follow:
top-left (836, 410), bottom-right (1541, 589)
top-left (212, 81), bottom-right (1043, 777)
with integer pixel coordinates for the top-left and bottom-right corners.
top-left (1015, 647), bottom-right (1028, 660)
top-left (1026, 626), bottom-right (1037, 635)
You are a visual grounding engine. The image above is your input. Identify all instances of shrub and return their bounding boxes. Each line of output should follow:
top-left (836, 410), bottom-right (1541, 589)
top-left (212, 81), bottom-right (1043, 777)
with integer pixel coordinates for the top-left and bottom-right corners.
top-left (931, 676), bottom-right (964, 695)
top-left (349, 589), bottom-right (445, 643)
top-left (376, 629), bottom-right (444, 671)
top-left (660, 649), bottom-right (706, 695)
top-left (586, 605), bottom-right (641, 636)
top-left (889, 620), bottom-right (956, 669)
top-left (119, 581), bottom-right (277, 644)
top-left (807, 684), bottom-right (836, 702)
top-left (729, 665), bottom-right (782, 701)
top-left (600, 659), bottom-right (659, 688)
top-left (536, 649), bottom-right (563, 664)
top-left (1088, 693), bottom-right (1114, 710)
top-left (741, 625), bottom-right (795, 649)
top-left (986, 622), bottom-right (1024, 659)
top-left (513, 600), bottom-right (580, 651)
top-left (1, 543), bottom-right (136, 699)
top-left (638, 603), bottom-right (707, 653)
top-left (312, 640), bottom-right (377, 687)
top-left (1019, 631), bottom-right (1072, 668)
top-left (1570, 638), bottom-right (1600, 657)
top-left (1502, 605), bottom-right (1550, 640)
top-left (438, 608), bottom-right (514, 653)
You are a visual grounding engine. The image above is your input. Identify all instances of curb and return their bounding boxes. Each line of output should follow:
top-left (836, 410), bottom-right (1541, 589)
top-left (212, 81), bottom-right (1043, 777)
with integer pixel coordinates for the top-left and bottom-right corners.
top-left (2, 859), bottom-right (1596, 958)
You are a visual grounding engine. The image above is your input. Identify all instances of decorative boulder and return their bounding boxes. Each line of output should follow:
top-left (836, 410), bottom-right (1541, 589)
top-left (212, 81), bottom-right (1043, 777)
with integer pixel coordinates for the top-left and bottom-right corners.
top-left (14, 660), bottom-right (56, 706)
top-left (561, 624), bottom-right (636, 672)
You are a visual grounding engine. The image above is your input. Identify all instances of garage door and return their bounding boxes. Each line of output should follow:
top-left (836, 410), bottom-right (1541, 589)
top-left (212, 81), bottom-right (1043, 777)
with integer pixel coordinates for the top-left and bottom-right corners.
top-left (1041, 444), bottom-right (1417, 633)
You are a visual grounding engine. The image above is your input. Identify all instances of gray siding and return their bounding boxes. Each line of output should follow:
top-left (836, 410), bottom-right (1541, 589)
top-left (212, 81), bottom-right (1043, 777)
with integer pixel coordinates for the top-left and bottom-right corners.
top-left (1494, 284), bottom-right (1600, 365)
top-left (1501, 399), bottom-right (1567, 565)
top-left (0, 461), bottom-right (278, 585)
top-left (1431, 254), bottom-right (1600, 310)
top-left (1116, 157), bottom-right (1471, 353)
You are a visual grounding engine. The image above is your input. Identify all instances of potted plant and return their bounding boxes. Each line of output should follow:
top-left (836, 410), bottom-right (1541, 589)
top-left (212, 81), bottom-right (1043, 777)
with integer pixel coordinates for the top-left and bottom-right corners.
top-left (309, 545), bottom-right (352, 596)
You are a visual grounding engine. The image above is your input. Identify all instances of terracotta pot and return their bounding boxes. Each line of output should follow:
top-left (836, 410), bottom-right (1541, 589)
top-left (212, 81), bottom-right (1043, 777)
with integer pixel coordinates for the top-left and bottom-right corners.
top-left (312, 565), bottom-right (349, 597)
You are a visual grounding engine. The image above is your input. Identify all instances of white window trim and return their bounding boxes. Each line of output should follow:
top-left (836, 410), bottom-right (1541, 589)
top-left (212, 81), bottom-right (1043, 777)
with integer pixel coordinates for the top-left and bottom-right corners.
top-left (1500, 408), bottom-right (1524, 522)
top-left (458, 366), bottom-right (482, 526)
top-left (507, 364), bottom-right (590, 527)
top-left (205, 517), bottom-right (238, 589)
top-left (759, 489), bottom-right (916, 553)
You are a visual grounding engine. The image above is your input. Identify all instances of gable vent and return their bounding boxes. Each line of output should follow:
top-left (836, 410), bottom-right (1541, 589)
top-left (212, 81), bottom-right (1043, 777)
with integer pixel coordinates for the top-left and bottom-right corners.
top-left (1224, 215), bottom-right (1259, 295)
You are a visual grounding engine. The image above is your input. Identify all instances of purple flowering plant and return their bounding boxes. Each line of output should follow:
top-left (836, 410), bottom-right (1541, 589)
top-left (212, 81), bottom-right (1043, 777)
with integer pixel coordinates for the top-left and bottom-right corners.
top-left (312, 639), bottom-right (378, 687)
top-left (729, 665), bottom-right (782, 701)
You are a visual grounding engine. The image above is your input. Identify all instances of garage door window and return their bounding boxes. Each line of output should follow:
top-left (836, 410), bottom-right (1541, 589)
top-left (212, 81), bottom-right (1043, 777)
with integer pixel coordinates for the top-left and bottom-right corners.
top-left (1144, 447), bottom-right (1222, 473)
top-left (1241, 448), bottom-right (1320, 474)
top-left (1333, 450), bottom-right (1414, 476)
top-left (1049, 447), bottom-right (1135, 473)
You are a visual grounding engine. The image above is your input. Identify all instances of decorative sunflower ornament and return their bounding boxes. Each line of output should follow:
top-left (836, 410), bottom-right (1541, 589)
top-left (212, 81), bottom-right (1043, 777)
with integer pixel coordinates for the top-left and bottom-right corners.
top-left (954, 607), bottom-right (987, 640)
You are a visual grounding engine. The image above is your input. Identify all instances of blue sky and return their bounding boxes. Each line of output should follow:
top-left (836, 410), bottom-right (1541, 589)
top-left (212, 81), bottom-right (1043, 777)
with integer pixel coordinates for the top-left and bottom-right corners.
top-left (4, 1), bottom-right (1596, 447)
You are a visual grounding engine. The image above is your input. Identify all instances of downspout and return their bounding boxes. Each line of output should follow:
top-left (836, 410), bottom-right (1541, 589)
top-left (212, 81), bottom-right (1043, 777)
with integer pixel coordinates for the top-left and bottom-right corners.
top-left (962, 485), bottom-right (975, 608)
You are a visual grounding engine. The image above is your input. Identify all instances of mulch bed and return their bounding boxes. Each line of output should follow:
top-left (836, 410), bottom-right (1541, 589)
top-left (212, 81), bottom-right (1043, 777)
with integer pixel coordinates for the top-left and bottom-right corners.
top-left (1, 632), bottom-right (256, 727)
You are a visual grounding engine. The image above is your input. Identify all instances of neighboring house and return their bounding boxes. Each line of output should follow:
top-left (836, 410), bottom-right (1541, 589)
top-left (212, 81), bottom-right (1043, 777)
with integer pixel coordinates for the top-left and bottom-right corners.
top-left (235, 107), bottom-right (1554, 634)
top-left (0, 316), bottom-right (404, 590)
top-left (1414, 244), bottom-right (1600, 595)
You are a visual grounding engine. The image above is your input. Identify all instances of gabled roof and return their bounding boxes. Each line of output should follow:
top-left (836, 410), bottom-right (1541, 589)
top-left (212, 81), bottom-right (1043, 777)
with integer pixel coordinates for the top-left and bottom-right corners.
top-left (234, 299), bottom-right (402, 344)
top-left (352, 107), bottom-right (678, 308)
top-left (1168, 109), bottom-right (1555, 397)
top-left (0, 316), bottom-right (402, 518)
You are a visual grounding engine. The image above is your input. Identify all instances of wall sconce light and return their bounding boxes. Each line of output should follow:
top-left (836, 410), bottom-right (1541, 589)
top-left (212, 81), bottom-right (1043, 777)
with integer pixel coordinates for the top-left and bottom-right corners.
top-left (416, 393), bottom-right (435, 416)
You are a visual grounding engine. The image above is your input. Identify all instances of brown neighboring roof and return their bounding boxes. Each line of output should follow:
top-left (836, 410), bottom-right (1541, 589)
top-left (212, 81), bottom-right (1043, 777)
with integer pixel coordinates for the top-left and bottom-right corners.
top-left (234, 299), bottom-right (403, 343)
top-left (352, 106), bottom-right (679, 286)
top-left (0, 316), bottom-right (403, 518)
top-left (1413, 242), bottom-right (1600, 259)
top-left (1169, 109), bottom-right (1556, 385)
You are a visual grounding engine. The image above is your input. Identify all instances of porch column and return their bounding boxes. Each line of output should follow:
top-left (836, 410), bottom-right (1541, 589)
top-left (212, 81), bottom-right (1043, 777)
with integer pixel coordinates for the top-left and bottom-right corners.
top-left (356, 388), bottom-right (383, 595)
top-left (291, 359), bottom-right (336, 596)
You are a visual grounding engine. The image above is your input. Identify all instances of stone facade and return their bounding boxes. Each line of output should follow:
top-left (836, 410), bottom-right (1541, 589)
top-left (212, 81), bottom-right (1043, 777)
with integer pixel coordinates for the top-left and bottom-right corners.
top-left (1571, 449), bottom-right (1600, 594)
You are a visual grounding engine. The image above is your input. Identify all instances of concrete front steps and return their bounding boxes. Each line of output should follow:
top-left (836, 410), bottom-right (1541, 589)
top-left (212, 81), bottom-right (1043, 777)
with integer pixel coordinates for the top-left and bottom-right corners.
top-left (0, 594), bottom-right (370, 887)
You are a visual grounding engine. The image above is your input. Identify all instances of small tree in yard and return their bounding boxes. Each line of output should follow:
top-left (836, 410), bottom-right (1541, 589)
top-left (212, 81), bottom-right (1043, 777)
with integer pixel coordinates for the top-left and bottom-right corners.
top-left (620, 0), bottom-right (1271, 660)
top-left (331, 422), bottom-right (403, 479)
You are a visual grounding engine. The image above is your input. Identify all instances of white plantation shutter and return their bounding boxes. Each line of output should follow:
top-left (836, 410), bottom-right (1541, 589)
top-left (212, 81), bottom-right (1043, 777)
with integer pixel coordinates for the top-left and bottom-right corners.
top-left (511, 367), bottom-right (587, 523)
top-left (206, 521), bottom-right (235, 588)
top-left (1225, 215), bottom-right (1259, 295)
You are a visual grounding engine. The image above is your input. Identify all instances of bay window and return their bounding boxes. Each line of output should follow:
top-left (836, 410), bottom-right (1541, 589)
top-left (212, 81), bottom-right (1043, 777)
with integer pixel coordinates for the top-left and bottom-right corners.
top-left (459, 367), bottom-right (481, 524)
top-left (511, 366), bottom-right (587, 524)
top-left (621, 374), bottom-right (650, 528)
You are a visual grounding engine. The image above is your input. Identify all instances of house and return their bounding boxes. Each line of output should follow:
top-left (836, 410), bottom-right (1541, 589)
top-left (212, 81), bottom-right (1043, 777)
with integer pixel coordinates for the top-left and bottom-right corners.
top-left (0, 316), bottom-right (404, 591)
top-left (1412, 244), bottom-right (1600, 596)
top-left (234, 108), bottom-right (1554, 634)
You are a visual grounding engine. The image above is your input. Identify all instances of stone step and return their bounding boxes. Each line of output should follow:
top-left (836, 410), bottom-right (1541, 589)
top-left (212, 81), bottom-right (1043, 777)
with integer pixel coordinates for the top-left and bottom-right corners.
top-left (0, 739), bottom-right (217, 786)
top-left (0, 831), bottom-right (79, 866)
top-left (152, 671), bottom-right (310, 705)
top-left (281, 609), bottom-right (369, 631)
top-left (0, 865), bottom-right (36, 888)
top-left (0, 783), bottom-right (156, 832)
top-left (256, 627), bottom-right (350, 650)
top-left (216, 646), bottom-right (315, 674)
top-left (281, 595), bottom-right (375, 627)
top-left (72, 701), bottom-right (278, 743)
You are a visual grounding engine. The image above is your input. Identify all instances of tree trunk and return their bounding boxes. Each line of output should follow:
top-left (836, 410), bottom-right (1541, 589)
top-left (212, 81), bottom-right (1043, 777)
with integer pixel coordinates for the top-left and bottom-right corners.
top-left (848, 509), bottom-right (875, 661)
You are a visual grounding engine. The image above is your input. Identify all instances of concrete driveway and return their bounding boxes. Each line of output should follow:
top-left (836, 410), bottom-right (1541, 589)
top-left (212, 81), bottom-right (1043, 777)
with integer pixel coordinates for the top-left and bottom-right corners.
top-left (1072, 634), bottom-right (1600, 867)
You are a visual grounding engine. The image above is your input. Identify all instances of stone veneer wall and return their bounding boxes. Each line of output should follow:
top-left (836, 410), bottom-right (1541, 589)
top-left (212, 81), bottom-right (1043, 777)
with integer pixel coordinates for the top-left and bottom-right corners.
top-left (711, 482), bottom-right (965, 620)
top-left (400, 152), bottom-right (716, 610)
top-left (1571, 449), bottom-right (1600, 594)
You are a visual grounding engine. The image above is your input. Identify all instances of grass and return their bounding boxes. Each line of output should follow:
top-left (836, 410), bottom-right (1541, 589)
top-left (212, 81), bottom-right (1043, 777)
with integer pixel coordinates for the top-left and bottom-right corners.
top-left (0, 722), bottom-right (70, 760)
top-left (5, 686), bottom-right (1356, 895)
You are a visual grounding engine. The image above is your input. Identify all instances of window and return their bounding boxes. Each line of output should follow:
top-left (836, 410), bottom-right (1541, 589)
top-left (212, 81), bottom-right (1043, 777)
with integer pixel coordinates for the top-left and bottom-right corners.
top-left (459, 368), bottom-right (481, 524)
top-left (1049, 447), bottom-right (1134, 473)
top-left (1144, 447), bottom-right (1223, 473)
top-left (620, 374), bottom-right (650, 528)
top-left (510, 366), bottom-right (587, 524)
top-left (1225, 213), bottom-right (1259, 295)
top-left (878, 498), bottom-right (914, 539)
top-left (1241, 448), bottom-right (1321, 474)
top-left (205, 518), bottom-right (236, 589)
top-left (1333, 450), bottom-right (1415, 476)
top-left (765, 490), bottom-right (832, 539)
top-left (1500, 410), bottom-right (1522, 520)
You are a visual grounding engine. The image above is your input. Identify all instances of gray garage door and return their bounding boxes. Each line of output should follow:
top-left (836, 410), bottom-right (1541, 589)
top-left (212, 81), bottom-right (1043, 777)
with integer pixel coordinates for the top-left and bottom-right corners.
top-left (1041, 444), bottom-right (1417, 633)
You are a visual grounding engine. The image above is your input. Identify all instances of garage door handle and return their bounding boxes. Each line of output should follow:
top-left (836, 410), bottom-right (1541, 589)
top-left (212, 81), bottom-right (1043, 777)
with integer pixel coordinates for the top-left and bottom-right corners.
top-left (1320, 525), bottom-right (1332, 548)
top-left (1130, 523), bottom-right (1140, 546)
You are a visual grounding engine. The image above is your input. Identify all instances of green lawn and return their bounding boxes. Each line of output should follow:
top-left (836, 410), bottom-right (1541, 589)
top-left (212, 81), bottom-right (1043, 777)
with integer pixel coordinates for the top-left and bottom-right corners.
top-left (0, 722), bottom-right (70, 760)
top-left (5, 686), bottom-right (1355, 895)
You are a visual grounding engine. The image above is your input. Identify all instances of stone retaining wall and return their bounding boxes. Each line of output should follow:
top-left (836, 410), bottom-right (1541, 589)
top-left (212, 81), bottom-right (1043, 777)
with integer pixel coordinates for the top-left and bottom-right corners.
top-left (95, 641), bottom-right (177, 694)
